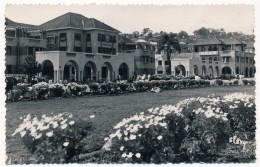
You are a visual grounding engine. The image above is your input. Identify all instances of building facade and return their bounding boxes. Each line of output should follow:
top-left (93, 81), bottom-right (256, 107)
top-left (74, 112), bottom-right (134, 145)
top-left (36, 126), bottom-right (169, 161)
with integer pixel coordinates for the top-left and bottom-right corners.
top-left (155, 38), bottom-right (255, 78)
top-left (5, 12), bottom-right (156, 82)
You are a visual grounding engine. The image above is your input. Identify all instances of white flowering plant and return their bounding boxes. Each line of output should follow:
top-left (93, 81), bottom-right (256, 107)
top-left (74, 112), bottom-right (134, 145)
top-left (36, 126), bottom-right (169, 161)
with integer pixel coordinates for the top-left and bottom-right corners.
top-left (12, 112), bottom-right (93, 163)
top-left (102, 93), bottom-right (255, 163)
top-left (49, 83), bottom-right (66, 97)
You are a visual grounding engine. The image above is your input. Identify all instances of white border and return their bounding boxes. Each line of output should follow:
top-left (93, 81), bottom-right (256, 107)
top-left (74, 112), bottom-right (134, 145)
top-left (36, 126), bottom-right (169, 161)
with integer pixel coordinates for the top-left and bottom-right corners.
top-left (0, 0), bottom-right (259, 167)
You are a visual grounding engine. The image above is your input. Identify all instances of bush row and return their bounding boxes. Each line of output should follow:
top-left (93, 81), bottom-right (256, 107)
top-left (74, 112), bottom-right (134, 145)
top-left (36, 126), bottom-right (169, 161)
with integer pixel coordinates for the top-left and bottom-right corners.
top-left (98, 93), bottom-right (255, 163)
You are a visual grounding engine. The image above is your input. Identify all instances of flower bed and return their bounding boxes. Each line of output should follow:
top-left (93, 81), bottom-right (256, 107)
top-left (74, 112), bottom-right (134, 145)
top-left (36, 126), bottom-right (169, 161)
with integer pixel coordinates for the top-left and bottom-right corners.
top-left (6, 78), bottom-right (253, 102)
top-left (12, 112), bottom-right (94, 163)
top-left (99, 92), bottom-right (255, 163)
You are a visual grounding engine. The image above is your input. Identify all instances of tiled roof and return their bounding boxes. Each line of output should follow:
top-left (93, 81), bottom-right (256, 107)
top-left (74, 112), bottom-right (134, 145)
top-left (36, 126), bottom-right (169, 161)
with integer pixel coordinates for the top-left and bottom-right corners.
top-left (5, 18), bottom-right (39, 30)
top-left (39, 12), bottom-right (120, 32)
top-left (193, 38), bottom-right (222, 45)
top-left (218, 38), bottom-right (244, 45)
top-left (245, 42), bottom-right (254, 48)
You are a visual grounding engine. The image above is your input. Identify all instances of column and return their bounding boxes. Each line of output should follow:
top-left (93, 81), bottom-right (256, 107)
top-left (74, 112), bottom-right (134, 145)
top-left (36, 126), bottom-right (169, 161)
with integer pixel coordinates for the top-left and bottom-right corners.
top-left (75, 70), bottom-right (77, 81)
top-left (56, 70), bottom-right (60, 83)
top-left (60, 70), bottom-right (63, 83)
top-left (54, 70), bottom-right (57, 83)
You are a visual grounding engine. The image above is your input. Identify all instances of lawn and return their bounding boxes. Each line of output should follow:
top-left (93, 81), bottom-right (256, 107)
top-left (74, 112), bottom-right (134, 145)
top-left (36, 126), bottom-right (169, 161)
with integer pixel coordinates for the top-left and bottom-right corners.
top-left (6, 85), bottom-right (255, 164)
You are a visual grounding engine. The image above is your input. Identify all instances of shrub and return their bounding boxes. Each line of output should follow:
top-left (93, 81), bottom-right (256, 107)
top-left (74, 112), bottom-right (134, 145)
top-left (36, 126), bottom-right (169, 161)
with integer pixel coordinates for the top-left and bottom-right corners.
top-left (242, 79), bottom-right (249, 85)
top-left (233, 79), bottom-right (239, 85)
top-left (117, 82), bottom-right (129, 91)
top-left (150, 80), bottom-right (160, 88)
top-left (89, 83), bottom-right (99, 93)
top-left (215, 79), bottom-right (223, 86)
top-left (12, 112), bottom-right (93, 163)
top-left (49, 83), bottom-right (65, 97)
top-left (248, 80), bottom-right (255, 86)
top-left (102, 93), bottom-right (255, 163)
top-left (14, 83), bottom-right (31, 94)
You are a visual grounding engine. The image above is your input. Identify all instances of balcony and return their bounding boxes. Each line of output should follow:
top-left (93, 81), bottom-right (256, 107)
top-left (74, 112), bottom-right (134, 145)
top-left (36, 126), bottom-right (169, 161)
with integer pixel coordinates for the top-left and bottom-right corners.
top-left (199, 51), bottom-right (218, 56)
top-left (219, 50), bottom-right (235, 57)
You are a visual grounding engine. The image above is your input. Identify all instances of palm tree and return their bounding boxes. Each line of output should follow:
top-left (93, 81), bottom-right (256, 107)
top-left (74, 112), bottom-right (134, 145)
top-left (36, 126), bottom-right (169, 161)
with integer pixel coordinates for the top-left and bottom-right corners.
top-left (157, 32), bottom-right (181, 75)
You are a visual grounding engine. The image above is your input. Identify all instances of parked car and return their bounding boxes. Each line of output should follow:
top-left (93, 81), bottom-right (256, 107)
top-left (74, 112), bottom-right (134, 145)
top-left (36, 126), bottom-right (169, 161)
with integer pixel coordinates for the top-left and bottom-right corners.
top-left (5, 77), bottom-right (18, 90)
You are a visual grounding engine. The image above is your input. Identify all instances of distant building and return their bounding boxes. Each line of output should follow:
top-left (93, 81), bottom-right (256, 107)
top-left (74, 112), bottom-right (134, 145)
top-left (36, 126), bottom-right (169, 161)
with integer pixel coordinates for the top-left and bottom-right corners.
top-left (172, 38), bottom-right (255, 78)
top-left (118, 37), bottom-right (156, 76)
top-left (155, 38), bottom-right (255, 78)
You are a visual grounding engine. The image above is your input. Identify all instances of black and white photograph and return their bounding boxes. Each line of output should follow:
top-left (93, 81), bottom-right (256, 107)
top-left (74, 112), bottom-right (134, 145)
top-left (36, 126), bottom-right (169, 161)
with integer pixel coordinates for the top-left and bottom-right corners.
top-left (2, 1), bottom-right (258, 165)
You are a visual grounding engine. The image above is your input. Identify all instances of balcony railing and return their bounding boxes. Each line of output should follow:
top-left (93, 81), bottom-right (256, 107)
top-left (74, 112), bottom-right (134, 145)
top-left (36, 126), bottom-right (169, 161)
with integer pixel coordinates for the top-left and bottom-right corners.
top-left (199, 51), bottom-right (218, 56)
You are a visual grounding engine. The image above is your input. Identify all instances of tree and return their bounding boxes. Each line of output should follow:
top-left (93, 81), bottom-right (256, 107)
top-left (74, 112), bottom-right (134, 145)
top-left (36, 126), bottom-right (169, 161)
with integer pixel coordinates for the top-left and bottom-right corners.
top-left (20, 55), bottom-right (42, 82)
top-left (132, 31), bottom-right (140, 38)
top-left (193, 27), bottom-right (211, 37)
top-left (178, 31), bottom-right (188, 39)
top-left (157, 32), bottom-right (181, 75)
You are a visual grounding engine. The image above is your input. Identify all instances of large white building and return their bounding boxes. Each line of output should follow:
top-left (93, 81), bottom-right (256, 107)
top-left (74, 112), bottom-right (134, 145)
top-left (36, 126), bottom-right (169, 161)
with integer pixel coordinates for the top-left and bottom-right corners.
top-left (5, 12), bottom-right (155, 82)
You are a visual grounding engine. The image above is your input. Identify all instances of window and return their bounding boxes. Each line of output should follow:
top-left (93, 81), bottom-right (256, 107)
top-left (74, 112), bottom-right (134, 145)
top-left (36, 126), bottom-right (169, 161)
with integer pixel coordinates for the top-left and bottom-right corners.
top-left (59, 33), bottom-right (67, 51)
top-left (249, 57), bottom-right (253, 63)
top-left (194, 46), bottom-right (198, 52)
top-left (6, 46), bottom-right (12, 55)
top-left (86, 47), bottom-right (92, 53)
top-left (241, 57), bottom-right (244, 63)
top-left (165, 61), bottom-right (169, 65)
top-left (245, 57), bottom-right (249, 63)
top-left (236, 56), bottom-right (240, 62)
top-left (74, 33), bottom-right (81, 41)
top-left (74, 47), bottom-right (82, 52)
top-left (86, 34), bottom-right (91, 41)
top-left (214, 57), bottom-right (218, 61)
top-left (201, 46), bottom-right (205, 51)
top-left (213, 46), bottom-right (218, 51)
top-left (222, 57), bottom-right (230, 63)
top-left (158, 60), bottom-right (162, 66)
top-left (209, 57), bottom-right (212, 63)
top-left (208, 46), bottom-right (213, 51)
top-left (98, 34), bottom-right (102, 41)
top-left (202, 57), bottom-right (206, 63)
top-left (28, 47), bottom-right (34, 55)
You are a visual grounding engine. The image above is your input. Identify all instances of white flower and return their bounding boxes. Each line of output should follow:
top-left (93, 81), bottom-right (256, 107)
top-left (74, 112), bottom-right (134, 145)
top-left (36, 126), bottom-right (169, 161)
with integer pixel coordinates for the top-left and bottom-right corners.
top-left (124, 137), bottom-right (129, 141)
top-left (69, 121), bottom-right (75, 125)
top-left (60, 119), bottom-right (67, 125)
top-left (122, 153), bottom-right (127, 158)
top-left (104, 137), bottom-right (109, 141)
top-left (90, 115), bottom-right (95, 119)
top-left (135, 153), bottom-right (141, 158)
top-left (35, 133), bottom-right (42, 139)
top-left (60, 124), bottom-right (68, 129)
top-left (120, 146), bottom-right (124, 151)
top-left (127, 152), bottom-right (133, 158)
top-left (46, 131), bottom-right (54, 137)
top-left (157, 135), bottom-right (163, 140)
top-left (138, 134), bottom-right (142, 137)
top-left (63, 141), bottom-right (69, 147)
top-left (129, 134), bottom-right (137, 140)
top-left (52, 122), bottom-right (59, 129)
top-left (20, 131), bottom-right (26, 137)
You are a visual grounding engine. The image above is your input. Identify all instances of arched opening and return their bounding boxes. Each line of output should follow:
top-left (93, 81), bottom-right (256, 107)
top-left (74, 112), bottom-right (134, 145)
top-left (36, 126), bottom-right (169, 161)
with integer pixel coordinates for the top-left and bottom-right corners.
top-left (84, 61), bottom-right (97, 81)
top-left (193, 65), bottom-right (198, 75)
top-left (42, 60), bottom-right (54, 81)
top-left (249, 67), bottom-right (253, 78)
top-left (215, 66), bottom-right (219, 77)
top-left (202, 65), bottom-right (207, 76)
top-left (63, 60), bottom-right (79, 82)
top-left (236, 66), bottom-right (239, 75)
top-left (101, 62), bottom-right (113, 81)
top-left (208, 66), bottom-right (214, 77)
top-left (175, 65), bottom-right (186, 76)
top-left (245, 67), bottom-right (249, 77)
top-left (222, 66), bottom-right (232, 75)
top-left (118, 63), bottom-right (129, 80)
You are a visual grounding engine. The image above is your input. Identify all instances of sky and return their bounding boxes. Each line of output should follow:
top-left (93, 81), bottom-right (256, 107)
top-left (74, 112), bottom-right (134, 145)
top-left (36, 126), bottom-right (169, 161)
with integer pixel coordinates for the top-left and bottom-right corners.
top-left (5, 4), bottom-right (254, 35)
